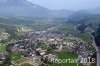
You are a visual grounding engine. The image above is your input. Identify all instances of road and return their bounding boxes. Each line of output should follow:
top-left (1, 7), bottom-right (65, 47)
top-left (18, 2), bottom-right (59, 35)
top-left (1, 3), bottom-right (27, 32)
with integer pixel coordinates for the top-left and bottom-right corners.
top-left (91, 34), bottom-right (100, 66)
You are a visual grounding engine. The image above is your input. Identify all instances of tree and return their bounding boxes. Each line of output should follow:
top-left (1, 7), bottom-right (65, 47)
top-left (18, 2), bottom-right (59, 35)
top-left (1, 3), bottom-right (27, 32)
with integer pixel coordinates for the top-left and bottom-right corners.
top-left (77, 23), bottom-right (87, 33)
top-left (93, 24), bottom-right (100, 47)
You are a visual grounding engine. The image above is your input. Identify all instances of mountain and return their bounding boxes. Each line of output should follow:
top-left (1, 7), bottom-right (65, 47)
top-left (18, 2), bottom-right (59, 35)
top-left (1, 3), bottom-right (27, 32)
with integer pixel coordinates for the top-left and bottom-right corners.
top-left (0, 0), bottom-right (73, 18)
top-left (0, 16), bottom-right (34, 25)
top-left (92, 7), bottom-right (100, 14)
top-left (50, 10), bottom-right (73, 18)
top-left (69, 10), bottom-right (91, 18)
top-left (0, 0), bottom-right (51, 17)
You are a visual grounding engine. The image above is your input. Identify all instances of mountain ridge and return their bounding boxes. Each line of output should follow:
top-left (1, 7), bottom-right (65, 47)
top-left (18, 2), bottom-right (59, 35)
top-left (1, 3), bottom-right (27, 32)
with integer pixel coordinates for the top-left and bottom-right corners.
top-left (0, 0), bottom-right (100, 18)
top-left (0, 0), bottom-right (74, 18)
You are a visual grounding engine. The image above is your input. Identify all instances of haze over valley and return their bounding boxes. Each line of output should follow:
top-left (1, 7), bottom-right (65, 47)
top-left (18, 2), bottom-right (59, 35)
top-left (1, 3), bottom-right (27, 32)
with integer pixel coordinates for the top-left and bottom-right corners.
top-left (0, 0), bottom-right (100, 66)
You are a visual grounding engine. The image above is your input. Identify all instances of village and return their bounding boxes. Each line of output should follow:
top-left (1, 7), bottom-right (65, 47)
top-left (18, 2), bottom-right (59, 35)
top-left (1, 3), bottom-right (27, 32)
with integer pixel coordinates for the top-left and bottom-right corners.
top-left (0, 24), bottom-right (95, 66)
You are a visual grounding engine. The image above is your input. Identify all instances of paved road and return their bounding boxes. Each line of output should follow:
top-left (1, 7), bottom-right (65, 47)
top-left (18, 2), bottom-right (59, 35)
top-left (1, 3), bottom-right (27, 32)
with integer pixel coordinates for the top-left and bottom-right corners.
top-left (91, 34), bottom-right (100, 66)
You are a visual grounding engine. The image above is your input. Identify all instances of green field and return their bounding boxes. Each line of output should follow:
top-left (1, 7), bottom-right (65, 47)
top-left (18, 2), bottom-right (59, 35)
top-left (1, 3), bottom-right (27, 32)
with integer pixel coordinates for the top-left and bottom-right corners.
top-left (59, 24), bottom-right (75, 35)
top-left (10, 53), bottom-right (22, 61)
top-left (50, 51), bottom-right (78, 66)
top-left (22, 63), bottom-right (33, 66)
top-left (15, 57), bottom-right (29, 64)
top-left (0, 43), bottom-right (7, 52)
top-left (77, 33), bottom-right (92, 43)
top-left (62, 39), bottom-right (74, 45)
top-left (86, 47), bottom-right (96, 51)
top-left (86, 18), bottom-right (100, 27)
top-left (60, 27), bottom-right (75, 35)
top-left (0, 27), bottom-right (6, 33)
top-left (36, 43), bottom-right (47, 49)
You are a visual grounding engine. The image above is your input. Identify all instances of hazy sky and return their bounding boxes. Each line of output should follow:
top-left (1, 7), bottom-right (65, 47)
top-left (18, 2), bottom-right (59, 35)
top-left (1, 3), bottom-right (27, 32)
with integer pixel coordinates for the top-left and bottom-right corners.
top-left (27, 0), bottom-right (100, 11)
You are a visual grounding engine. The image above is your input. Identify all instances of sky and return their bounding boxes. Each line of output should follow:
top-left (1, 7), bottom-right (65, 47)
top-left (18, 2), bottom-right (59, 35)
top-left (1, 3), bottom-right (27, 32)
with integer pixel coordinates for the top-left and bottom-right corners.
top-left (27, 0), bottom-right (100, 11)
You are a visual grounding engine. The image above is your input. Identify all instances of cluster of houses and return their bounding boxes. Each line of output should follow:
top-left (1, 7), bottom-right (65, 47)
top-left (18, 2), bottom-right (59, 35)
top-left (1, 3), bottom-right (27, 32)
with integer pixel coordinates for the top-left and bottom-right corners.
top-left (0, 32), bottom-right (10, 41)
top-left (0, 52), bottom-right (8, 64)
top-left (0, 32), bottom-right (9, 65)
top-left (2, 26), bottom-right (94, 66)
